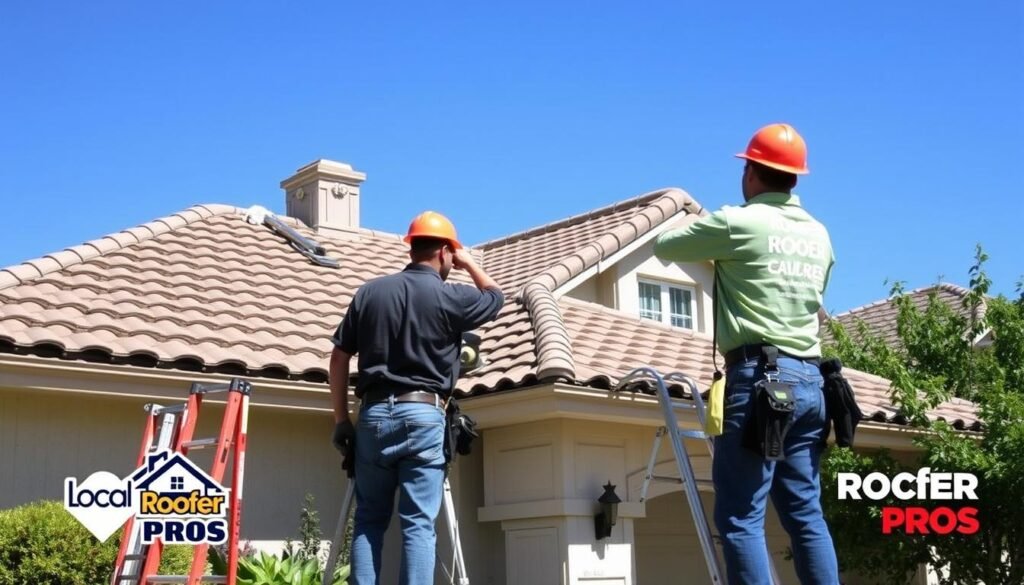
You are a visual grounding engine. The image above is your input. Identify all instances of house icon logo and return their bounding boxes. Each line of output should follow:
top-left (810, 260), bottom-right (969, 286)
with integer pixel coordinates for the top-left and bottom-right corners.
top-left (64, 450), bottom-right (230, 545)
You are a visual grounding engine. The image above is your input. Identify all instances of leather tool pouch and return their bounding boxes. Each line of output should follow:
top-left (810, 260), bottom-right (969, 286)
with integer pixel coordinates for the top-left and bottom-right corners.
top-left (444, 398), bottom-right (479, 464)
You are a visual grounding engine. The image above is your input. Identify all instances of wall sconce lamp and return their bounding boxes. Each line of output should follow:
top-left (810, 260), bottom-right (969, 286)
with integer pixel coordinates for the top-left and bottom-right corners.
top-left (594, 481), bottom-right (621, 540)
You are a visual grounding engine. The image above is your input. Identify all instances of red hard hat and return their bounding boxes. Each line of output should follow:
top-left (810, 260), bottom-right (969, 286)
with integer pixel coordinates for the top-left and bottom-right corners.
top-left (404, 211), bottom-right (463, 249)
top-left (736, 123), bottom-right (809, 175)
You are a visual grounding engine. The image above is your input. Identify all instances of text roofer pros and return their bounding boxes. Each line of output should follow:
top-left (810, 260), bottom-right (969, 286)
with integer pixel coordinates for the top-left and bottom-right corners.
top-left (837, 467), bottom-right (980, 535)
top-left (65, 450), bottom-right (230, 544)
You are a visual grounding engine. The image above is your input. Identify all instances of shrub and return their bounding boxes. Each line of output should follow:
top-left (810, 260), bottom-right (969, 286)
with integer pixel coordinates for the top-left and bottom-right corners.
top-left (0, 500), bottom-right (117, 585)
top-left (0, 500), bottom-right (209, 585)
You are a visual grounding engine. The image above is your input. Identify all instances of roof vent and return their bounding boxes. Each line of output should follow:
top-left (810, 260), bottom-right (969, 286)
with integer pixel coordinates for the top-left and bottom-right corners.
top-left (245, 205), bottom-right (339, 269)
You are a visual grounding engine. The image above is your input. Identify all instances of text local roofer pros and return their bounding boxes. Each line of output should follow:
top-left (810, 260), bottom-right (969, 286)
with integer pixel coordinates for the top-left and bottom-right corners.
top-left (327, 211), bottom-right (504, 585)
top-left (654, 123), bottom-right (840, 585)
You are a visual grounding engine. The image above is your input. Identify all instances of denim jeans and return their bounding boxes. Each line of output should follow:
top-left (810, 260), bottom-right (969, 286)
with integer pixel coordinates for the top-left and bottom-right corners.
top-left (712, 356), bottom-right (839, 585)
top-left (351, 399), bottom-right (446, 585)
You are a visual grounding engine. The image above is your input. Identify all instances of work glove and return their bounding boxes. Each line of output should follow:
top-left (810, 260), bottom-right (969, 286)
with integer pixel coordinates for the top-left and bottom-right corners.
top-left (332, 419), bottom-right (356, 478)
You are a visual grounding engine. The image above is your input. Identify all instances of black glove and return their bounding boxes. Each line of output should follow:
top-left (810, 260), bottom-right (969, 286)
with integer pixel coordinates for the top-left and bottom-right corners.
top-left (332, 420), bottom-right (356, 478)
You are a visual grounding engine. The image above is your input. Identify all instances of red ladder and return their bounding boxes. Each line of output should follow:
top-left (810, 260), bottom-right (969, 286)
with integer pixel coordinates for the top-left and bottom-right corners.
top-left (111, 378), bottom-right (252, 585)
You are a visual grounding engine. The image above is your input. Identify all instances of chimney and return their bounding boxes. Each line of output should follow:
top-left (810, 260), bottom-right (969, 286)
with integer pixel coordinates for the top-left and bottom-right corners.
top-left (281, 159), bottom-right (366, 235)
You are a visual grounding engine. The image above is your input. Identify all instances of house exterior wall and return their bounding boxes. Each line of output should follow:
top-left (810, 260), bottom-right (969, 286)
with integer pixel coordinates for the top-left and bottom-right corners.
top-left (480, 418), bottom-right (653, 585)
top-left (558, 220), bottom-right (714, 335)
top-left (564, 269), bottom-right (618, 308)
top-left (634, 491), bottom-right (800, 584)
top-left (613, 240), bottom-right (714, 335)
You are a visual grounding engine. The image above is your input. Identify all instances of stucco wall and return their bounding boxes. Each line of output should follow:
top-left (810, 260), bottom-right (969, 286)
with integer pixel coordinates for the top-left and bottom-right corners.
top-left (614, 240), bottom-right (714, 335)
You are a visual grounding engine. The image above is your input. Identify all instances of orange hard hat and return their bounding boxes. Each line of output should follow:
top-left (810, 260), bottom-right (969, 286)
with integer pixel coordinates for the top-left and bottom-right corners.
top-left (404, 211), bottom-right (463, 249)
top-left (736, 123), bottom-right (809, 175)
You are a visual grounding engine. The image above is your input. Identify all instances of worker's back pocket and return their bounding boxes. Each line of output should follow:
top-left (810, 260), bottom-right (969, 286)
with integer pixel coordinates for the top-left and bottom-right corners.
top-left (405, 420), bottom-right (445, 464)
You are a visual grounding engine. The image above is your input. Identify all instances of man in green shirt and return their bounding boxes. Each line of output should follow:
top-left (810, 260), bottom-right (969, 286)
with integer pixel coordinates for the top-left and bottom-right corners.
top-left (654, 124), bottom-right (839, 585)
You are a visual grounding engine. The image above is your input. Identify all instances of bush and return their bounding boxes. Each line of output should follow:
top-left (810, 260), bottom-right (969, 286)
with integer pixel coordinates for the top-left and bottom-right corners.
top-left (0, 500), bottom-right (207, 585)
top-left (160, 544), bottom-right (204, 576)
top-left (0, 500), bottom-right (117, 585)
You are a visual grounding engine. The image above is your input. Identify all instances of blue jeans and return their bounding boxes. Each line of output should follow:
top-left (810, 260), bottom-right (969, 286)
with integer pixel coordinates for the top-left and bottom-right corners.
top-left (351, 399), bottom-right (446, 585)
top-left (712, 356), bottom-right (839, 585)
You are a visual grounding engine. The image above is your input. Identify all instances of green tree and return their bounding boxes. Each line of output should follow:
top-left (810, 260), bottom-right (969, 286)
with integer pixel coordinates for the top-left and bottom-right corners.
top-left (821, 247), bottom-right (1024, 584)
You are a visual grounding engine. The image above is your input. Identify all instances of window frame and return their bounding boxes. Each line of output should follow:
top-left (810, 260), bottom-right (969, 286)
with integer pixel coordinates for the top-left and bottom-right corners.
top-left (637, 278), bottom-right (699, 331)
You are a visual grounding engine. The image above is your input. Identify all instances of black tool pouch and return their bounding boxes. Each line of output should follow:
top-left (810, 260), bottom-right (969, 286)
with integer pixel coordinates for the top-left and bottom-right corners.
top-left (444, 398), bottom-right (479, 465)
top-left (742, 347), bottom-right (797, 461)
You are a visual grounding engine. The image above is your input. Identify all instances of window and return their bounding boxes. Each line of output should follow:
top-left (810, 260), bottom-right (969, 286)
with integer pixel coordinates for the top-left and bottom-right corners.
top-left (638, 282), bottom-right (662, 321)
top-left (638, 280), bottom-right (698, 330)
top-left (170, 477), bottom-right (184, 491)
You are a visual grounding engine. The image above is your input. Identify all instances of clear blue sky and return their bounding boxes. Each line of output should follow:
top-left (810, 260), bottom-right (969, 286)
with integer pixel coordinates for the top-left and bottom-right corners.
top-left (1, 0), bottom-right (1021, 313)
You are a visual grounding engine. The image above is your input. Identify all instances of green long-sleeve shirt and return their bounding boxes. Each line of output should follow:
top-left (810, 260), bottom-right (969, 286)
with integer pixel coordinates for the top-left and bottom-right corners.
top-left (654, 192), bottom-right (834, 358)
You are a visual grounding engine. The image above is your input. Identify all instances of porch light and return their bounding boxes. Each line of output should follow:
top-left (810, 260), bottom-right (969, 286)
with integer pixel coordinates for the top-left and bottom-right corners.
top-left (594, 481), bottom-right (621, 540)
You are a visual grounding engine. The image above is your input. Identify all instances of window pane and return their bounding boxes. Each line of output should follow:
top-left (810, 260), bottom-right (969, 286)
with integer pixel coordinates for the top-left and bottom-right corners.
top-left (638, 282), bottom-right (662, 322)
top-left (670, 287), bottom-right (693, 329)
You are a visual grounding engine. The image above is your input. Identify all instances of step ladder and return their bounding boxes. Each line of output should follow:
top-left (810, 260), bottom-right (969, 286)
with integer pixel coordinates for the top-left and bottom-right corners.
top-left (111, 378), bottom-right (252, 585)
top-left (322, 477), bottom-right (470, 585)
top-left (615, 368), bottom-right (781, 585)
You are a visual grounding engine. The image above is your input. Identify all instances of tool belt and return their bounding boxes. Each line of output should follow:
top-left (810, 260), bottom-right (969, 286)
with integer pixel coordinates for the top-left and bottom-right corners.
top-left (444, 398), bottom-right (479, 465)
top-left (725, 343), bottom-right (820, 369)
top-left (741, 346), bottom-right (797, 461)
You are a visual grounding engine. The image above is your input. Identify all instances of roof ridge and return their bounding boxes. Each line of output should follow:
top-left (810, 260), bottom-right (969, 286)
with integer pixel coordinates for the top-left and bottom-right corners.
top-left (513, 188), bottom-right (703, 384)
top-left (475, 189), bottom-right (677, 250)
top-left (526, 188), bottom-right (703, 293)
top-left (0, 204), bottom-right (244, 291)
top-left (830, 282), bottom-right (967, 320)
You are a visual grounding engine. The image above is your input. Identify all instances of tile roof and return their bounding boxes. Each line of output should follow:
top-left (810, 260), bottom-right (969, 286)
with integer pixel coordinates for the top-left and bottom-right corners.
top-left (479, 189), bottom-right (705, 292)
top-left (0, 197), bottom-right (980, 431)
top-left (824, 284), bottom-right (983, 347)
top-left (557, 298), bottom-right (980, 431)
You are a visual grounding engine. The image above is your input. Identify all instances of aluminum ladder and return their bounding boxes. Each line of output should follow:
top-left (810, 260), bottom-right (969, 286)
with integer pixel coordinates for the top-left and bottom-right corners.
top-left (616, 368), bottom-right (782, 585)
top-left (322, 476), bottom-right (470, 585)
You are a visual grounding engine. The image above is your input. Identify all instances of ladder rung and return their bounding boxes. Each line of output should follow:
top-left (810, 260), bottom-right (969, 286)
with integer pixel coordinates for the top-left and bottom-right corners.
top-left (190, 382), bottom-right (231, 394)
top-left (672, 401), bottom-right (696, 410)
top-left (680, 429), bottom-right (707, 440)
top-left (151, 404), bottom-right (187, 415)
top-left (652, 474), bottom-right (682, 483)
top-left (181, 437), bottom-right (219, 450)
top-left (147, 577), bottom-right (227, 584)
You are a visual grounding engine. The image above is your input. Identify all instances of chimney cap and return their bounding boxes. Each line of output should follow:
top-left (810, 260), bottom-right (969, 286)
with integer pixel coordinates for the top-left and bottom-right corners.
top-left (280, 159), bottom-right (366, 190)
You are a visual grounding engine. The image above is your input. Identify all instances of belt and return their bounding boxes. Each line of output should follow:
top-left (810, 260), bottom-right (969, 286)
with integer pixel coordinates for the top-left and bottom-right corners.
top-left (723, 344), bottom-right (820, 369)
top-left (362, 389), bottom-right (443, 409)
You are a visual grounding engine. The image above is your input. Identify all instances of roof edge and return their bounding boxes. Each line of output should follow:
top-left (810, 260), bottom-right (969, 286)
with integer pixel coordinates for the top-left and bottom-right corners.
top-left (830, 282), bottom-right (975, 321)
top-left (476, 187), bottom-right (702, 250)
top-left (0, 204), bottom-right (244, 291)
